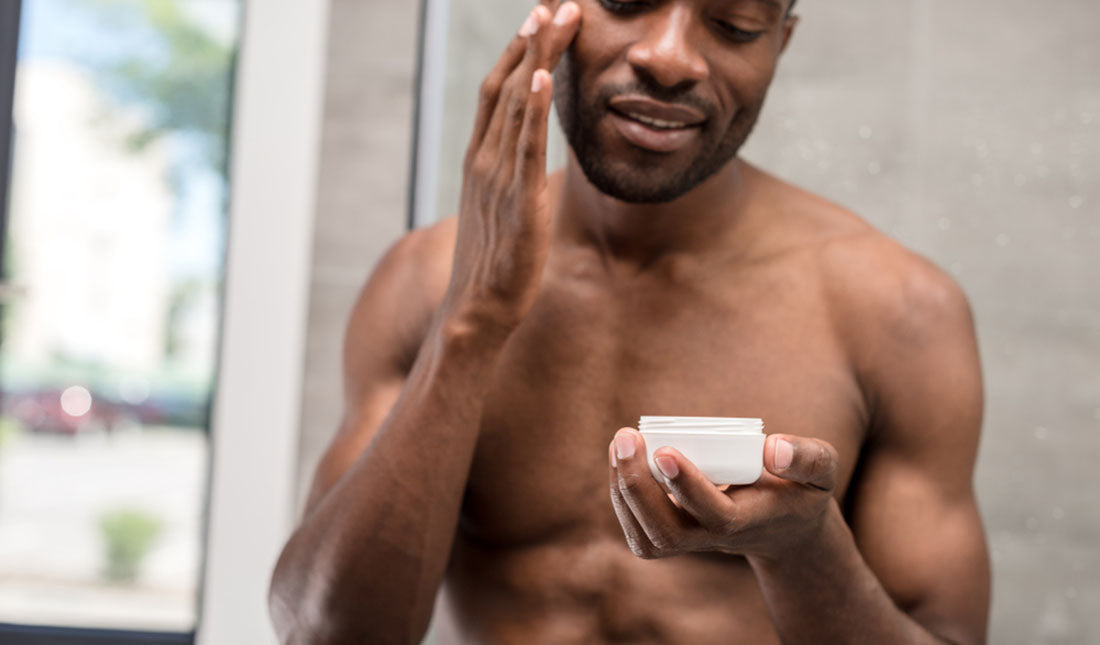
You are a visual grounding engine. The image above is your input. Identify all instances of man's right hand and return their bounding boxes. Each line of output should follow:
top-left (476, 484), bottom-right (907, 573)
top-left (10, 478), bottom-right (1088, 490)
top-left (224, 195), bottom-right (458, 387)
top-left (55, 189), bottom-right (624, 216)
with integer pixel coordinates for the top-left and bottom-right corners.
top-left (442, 1), bottom-right (581, 337)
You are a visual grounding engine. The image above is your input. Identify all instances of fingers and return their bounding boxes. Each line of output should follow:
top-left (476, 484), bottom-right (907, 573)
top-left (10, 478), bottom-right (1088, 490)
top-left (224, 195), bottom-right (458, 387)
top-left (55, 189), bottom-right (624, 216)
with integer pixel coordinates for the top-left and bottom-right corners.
top-left (611, 429), bottom-right (696, 556)
top-left (513, 2), bottom-right (581, 189)
top-left (468, 2), bottom-right (582, 171)
top-left (536, 2), bottom-right (581, 76)
top-left (608, 441), bottom-right (658, 558)
top-left (763, 434), bottom-right (839, 492)
top-left (478, 5), bottom-right (550, 168)
top-left (652, 447), bottom-right (740, 535)
top-left (513, 69), bottom-right (551, 193)
top-left (497, 7), bottom-right (554, 161)
top-left (467, 18), bottom-right (532, 157)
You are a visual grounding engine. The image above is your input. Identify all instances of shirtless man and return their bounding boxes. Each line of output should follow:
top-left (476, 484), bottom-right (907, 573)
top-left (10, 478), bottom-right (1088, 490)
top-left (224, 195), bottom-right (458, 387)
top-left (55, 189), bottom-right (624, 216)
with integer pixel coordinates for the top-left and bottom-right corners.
top-left (269, 1), bottom-right (990, 643)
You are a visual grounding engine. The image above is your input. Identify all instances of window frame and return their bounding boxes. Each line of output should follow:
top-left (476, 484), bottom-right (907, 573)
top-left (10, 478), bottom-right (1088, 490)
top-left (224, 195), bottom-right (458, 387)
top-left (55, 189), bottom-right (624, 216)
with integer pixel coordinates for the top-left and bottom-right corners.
top-left (197, 0), bottom-right (330, 642)
top-left (0, 624), bottom-right (192, 645)
top-left (0, 0), bottom-right (18, 277)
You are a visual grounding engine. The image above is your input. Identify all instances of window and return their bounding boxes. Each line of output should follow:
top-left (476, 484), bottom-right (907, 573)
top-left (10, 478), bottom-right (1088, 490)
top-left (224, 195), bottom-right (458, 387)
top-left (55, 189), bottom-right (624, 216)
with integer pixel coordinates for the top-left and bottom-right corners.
top-left (0, 0), bottom-right (240, 639)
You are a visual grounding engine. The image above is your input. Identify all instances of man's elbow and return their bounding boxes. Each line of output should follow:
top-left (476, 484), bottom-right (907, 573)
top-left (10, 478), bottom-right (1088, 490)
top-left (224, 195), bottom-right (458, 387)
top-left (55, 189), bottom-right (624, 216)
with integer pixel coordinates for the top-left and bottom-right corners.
top-left (268, 541), bottom-right (346, 644)
top-left (268, 548), bottom-right (425, 645)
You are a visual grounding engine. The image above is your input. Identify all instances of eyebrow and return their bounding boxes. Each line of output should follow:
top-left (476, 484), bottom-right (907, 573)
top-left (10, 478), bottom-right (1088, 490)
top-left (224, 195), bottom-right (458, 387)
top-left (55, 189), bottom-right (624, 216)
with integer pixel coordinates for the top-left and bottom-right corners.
top-left (719, 0), bottom-right (788, 19)
top-left (743, 0), bottom-right (785, 14)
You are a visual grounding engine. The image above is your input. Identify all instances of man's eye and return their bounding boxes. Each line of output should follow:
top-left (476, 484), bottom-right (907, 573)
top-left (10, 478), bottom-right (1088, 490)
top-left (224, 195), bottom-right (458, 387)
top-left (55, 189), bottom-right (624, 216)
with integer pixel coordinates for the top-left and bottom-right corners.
top-left (714, 21), bottom-right (763, 44)
top-left (598, 0), bottom-right (649, 15)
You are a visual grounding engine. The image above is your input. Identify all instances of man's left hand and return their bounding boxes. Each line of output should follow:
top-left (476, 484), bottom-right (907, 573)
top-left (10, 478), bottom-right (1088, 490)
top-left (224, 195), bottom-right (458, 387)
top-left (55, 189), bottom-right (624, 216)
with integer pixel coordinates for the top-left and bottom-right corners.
top-left (608, 428), bottom-right (840, 561)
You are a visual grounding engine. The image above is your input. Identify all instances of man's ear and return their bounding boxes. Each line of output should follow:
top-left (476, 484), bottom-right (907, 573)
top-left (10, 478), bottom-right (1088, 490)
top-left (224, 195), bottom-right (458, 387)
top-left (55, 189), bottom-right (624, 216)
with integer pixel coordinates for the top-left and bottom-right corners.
top-left (779, 15), bottom-right (799, 55)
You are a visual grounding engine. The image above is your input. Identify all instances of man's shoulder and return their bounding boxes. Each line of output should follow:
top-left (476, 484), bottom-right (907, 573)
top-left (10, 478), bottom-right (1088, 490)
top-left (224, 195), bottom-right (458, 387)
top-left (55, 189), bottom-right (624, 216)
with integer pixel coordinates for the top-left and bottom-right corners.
top-left (348, 216), bottom-right (458, 359)
top-left (754, 171), bottom-right (975, 355)
top-left (368, 215), bottom-right (458, 305)
top-left (818, 223), bottom-right (972, 352)
top-left (384, 214), bottom-right (458, 271)
top-left (771, 199), bottom-right (978, 386)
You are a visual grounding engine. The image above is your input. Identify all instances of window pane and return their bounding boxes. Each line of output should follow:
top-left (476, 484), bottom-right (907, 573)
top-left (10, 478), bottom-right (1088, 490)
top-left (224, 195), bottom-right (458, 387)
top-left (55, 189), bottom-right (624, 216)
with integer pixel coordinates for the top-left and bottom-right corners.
top-left (0, 0), bottom-right (240, 632)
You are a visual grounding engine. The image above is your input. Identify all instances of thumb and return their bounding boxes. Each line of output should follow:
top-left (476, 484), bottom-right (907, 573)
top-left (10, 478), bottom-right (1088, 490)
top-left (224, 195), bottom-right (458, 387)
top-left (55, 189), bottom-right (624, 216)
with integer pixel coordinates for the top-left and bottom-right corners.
top-left (764, 434), bottom-right (838, 492)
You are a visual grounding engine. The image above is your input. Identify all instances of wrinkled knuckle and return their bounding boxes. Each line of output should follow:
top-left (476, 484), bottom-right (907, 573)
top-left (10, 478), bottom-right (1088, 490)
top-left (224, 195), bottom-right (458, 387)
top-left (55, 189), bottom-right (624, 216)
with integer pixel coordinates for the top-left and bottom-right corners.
top-left (519, 140), bottom-right (540, 163)
top-left (648, 531), bottom-right (678, 552)
top-left (479, 76), bottom-right (500, 103)
top-left (716, 516), bottom-right (742, 539)
top-left (514, 145), bottom-right (541, 170)
top-left (814, 447), bottom-right (837, 483)
top-left (627, 539), bottom-right (655, 559)
top-left (507, 93), bottom-right (527, 121)
top-left (617, 473), bottom-right (643, 495)
top-left (469, 153), bottom-right (494, 181)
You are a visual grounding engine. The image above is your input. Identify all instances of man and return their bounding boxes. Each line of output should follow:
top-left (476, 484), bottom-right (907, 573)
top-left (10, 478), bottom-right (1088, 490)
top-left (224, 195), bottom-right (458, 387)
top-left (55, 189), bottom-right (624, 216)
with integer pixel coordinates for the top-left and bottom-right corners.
top-left (270, 1), bottom-right (990, 643)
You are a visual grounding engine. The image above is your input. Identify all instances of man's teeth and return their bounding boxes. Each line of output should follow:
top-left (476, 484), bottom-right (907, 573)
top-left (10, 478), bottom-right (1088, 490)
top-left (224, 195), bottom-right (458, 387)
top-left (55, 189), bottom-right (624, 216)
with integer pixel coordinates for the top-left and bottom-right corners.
top-left (626, 112), bottom-right (689, 129)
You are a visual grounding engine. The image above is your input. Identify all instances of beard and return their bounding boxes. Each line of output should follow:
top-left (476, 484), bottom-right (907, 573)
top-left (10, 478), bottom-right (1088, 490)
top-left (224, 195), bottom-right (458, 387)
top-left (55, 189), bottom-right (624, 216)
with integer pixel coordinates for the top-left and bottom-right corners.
top-left (553, 50), bottom-right (766, 204)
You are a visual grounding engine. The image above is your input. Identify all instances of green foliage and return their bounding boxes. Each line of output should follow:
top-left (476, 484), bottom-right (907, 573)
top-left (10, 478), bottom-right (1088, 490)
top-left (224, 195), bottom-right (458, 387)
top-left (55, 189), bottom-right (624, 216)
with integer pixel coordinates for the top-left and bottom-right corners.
top-left (87, 0), bottom-right (238, 175)
top-left (99, 507), bottom-right (163, 583)
top-left (0, 415), bottom-right (23, 450)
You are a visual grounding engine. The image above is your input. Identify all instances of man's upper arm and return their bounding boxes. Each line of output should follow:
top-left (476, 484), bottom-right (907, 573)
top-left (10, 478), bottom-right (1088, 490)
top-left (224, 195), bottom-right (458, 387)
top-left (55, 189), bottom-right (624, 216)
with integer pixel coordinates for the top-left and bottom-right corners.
top-left (843, 250), bottom-right (990, 645)
top-left (302, 220), bottom-right (455, 514)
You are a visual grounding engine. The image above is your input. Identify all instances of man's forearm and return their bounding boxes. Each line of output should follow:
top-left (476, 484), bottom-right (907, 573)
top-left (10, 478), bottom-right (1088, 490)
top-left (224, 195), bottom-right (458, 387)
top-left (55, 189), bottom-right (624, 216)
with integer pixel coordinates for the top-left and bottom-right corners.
top-left (747, 501), bottom-right (953, 645)
top-left (270, 319), bottom-right (507, 644)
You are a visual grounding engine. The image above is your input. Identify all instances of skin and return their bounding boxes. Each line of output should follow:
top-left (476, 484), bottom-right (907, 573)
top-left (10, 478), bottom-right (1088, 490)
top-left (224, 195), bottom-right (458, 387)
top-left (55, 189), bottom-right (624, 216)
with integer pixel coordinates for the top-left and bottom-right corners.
top-left (269, 1), bottom-right (991, 643)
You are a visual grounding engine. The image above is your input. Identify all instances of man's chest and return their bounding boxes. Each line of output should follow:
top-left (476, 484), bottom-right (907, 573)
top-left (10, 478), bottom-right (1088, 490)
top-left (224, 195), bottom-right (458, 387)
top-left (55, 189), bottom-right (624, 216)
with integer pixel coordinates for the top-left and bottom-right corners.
top-left (459, 266), bottom-right (868, 545)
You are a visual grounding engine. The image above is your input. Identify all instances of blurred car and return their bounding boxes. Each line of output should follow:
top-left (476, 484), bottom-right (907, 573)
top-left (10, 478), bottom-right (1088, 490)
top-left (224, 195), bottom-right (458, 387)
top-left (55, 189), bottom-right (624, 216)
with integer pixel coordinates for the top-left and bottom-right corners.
top-left (1, 386), bottom-right (160, 435)
top-left (2, 386), bottom-right (123, 435)
top-left (2, 381), bottom-right (210, 435)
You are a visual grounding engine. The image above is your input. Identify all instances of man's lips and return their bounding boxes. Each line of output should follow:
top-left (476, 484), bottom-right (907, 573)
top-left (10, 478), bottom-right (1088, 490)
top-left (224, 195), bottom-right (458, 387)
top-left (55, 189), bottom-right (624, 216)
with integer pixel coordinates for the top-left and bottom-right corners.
top-left (608, 96), bottom-right (707, 129)
top-left (606, 96), bottom-right (707, 153)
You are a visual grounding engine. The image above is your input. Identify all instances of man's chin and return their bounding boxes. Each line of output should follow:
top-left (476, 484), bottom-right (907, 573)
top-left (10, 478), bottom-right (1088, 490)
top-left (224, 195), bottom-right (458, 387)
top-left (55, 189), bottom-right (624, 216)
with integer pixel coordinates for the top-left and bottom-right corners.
top-left (578, 165), bottom-right (697, 204)
top-left (571, 148), bottom-right (708, 204)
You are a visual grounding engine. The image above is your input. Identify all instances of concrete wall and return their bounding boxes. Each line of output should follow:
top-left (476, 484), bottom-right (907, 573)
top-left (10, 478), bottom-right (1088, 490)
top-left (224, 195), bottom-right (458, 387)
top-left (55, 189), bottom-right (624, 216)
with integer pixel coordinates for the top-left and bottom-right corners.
top-left (299, 1), bottom-right (1099, 643)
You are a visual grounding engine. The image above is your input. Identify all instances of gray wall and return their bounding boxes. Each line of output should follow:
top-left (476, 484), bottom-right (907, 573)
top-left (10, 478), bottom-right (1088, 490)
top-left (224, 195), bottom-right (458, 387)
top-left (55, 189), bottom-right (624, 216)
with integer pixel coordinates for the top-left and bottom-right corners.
top-left (300, 1), bottom-right (1099, 643)
top-left (295, 0), bottom-right (417, 511)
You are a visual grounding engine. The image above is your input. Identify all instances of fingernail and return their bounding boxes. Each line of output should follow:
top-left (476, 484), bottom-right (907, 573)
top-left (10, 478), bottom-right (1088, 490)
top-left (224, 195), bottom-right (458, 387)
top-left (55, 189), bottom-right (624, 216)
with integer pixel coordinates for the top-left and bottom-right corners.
top-left (554, 1), bottom-right (578, 25)
top-left (519, 10), bottom-right (539, 37)
top-left (531, 69), bottom-right (548, 93)
top-left (614, 433), bottom-right (635, 461)
top-left (609, 442), bottom-right (617, 468)
top-left (775, 439), bottom-right (793, 470)
top-left (655, 455), bottom-right (679, 480)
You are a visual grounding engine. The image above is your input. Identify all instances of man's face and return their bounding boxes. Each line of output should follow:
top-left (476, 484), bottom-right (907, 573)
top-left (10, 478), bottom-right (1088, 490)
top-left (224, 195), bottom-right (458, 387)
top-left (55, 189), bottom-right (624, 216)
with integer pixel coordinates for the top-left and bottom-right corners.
top-left (554, 0), bottom-right (796, 203)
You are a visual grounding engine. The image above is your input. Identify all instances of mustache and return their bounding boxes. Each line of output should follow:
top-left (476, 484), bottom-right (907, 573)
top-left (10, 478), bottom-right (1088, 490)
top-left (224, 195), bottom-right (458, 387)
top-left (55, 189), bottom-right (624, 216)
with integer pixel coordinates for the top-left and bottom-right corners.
top-left (596, 80), bottom-right (716, 119)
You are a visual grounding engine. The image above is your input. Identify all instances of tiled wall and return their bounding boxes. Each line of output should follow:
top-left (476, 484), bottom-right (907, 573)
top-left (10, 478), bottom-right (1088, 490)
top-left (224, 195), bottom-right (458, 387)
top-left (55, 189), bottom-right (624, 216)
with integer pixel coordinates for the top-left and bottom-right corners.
top-left (299, 1), bottom-right (1099, 642)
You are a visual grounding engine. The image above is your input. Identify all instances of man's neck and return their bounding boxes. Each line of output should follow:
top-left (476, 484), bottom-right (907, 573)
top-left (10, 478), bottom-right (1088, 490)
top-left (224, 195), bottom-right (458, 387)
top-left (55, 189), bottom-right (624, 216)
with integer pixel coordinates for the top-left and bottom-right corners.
top-left (555, 154), bottom-right (761, 270)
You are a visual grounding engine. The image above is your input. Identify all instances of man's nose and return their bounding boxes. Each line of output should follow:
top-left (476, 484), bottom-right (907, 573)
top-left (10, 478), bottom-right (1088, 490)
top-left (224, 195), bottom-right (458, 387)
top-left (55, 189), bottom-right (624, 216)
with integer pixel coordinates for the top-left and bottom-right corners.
top-left (625, 5), bottom-right (709, 89)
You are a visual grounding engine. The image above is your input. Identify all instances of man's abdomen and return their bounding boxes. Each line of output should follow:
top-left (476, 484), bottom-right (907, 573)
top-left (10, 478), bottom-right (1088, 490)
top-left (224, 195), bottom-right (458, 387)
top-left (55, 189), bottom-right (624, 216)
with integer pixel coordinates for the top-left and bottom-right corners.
top-left (439, 533), bottom-right (781, 644)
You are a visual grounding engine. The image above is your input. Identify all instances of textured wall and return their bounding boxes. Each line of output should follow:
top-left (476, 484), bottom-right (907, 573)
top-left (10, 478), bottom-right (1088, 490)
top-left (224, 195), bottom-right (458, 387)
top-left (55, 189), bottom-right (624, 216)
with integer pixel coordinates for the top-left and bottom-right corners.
top-left (301, 1), bottom-right (1099, 643)
top-left (295, 0), bottom-right (418, 513)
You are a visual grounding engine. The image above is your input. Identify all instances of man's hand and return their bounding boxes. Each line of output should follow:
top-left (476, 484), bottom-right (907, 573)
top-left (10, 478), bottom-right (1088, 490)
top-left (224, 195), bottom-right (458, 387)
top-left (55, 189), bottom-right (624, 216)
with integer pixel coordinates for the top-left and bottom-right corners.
top-left (608, 428), bottom-right (840, 561)
top-left (442, 1), bottom-right (581, 336)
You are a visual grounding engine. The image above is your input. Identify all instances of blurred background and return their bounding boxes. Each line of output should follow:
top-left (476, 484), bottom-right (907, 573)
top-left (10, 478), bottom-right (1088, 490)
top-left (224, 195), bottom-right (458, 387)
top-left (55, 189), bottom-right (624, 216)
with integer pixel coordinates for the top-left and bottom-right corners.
top-left (1, 0), bottom-right (1097, 644)
top-left (0, 0), bottom-right (325, 642)
top-left (1, 0), bottom-right (237, 634)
